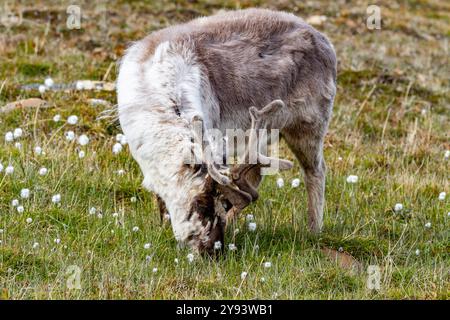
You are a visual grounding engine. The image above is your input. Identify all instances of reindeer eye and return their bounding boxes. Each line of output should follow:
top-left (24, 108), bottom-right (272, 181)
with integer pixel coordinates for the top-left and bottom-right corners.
top-left (221, 199), bottom-right (232, 211)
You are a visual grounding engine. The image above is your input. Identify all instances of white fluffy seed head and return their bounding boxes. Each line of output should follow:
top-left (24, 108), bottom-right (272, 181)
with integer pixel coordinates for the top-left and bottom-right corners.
top-left (67, 115), bottom-right (78, 125)
top-left (78, 150), bottom-right (85, 159)
top-left (11, 199), bottom-right (19, 207)
top-left (26, 217), bottom-right (32, 223)
top-left (39, 167), bottom-right (48, 176)
top-left (44, 77), bottom-right (54, 87)
top-left (53, 114), bottom-right (61, 122)
top-left (13, 128), bottom-right (23, 138)
top-left (263, 262), bottom-right (272, 268)
top-left (17, 205), bottom-right (24, 213)
top-left (20, 188), bottom-right (30, 199)
top-left (445, 150), bottom-right (450, 160)
top-left (5, 165), bottom-right (14, 175)
top-left (248, 222), bottom-right (257, 232)
top-left (438, 192), bottom-right (446, 201)
top-left (5, 131), bottom-right (14, 142)
top-left (52, 194), bottom-right (61, 204)
top-left (34, 146), bottom-right (43, 155)
top-left (144, 243), bottom-right (151, 249)
top-left (65, 131), bottom-right (75, 141)
top-left (246, 214), bottom-right (254, 222)
top-left (112, 143), bottom-right (123, 154)
top-left (346, 175), bottom-right (358, 184)
top-left (291, 178), bottom-right (300, 188)
top-left (38, 85), bottom-right (46, 94)
top-left (394, 203), bottom-right (403, 212)
top-left (276, 178), bottom-right (284, 188)
top-left (424, 222), bottom-right (431, 228)
top-left (132, 226), bottom-right (139, 232)
top-left (241, 271), bottom-right (248, 280)
top-left (187, 253), bottom-right (194, 263)
top-left (77, 134), bottom-right (89, 146)
top-left (89, 207), bottom-right (96, 215)
top-left (214, 241), bottom-right (222, 250)
top-left (228, 243), bottom-right (237, 251)
top-left (0, 163), bottom-right (3, 173)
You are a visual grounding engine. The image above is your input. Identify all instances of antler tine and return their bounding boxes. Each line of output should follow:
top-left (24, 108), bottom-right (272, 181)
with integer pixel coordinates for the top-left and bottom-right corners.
top-left (191, 115), bottom-right (231, 185)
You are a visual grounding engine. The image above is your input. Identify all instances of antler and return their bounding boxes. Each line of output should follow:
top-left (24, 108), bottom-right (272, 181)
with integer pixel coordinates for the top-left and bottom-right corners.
top-left (191, 115), bottom-right (231, 185)
top-left (224, 99), bottom-right (293, 225)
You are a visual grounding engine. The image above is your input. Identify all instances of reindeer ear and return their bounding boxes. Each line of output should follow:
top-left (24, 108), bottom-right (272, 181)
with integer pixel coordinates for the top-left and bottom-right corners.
top-left (217, 184), bottom-right (252, 210)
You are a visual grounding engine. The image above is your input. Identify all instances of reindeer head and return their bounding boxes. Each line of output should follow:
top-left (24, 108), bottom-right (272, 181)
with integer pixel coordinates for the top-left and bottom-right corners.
top-left (183, 100), bottom-right (293, 255)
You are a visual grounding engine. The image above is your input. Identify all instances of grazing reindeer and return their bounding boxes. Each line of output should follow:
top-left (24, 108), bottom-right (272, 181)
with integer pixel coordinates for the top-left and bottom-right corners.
top-left (117, 8), bottom-right (337, 254)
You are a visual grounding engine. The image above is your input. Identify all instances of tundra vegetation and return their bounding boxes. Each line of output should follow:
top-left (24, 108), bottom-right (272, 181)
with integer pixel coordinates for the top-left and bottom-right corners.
top-left (0, 0), bottom-right (448, 299)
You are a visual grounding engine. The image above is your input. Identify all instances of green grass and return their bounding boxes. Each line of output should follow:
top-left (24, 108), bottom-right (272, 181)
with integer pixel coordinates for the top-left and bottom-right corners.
top-left (0, 0), bottom-right (449, 299)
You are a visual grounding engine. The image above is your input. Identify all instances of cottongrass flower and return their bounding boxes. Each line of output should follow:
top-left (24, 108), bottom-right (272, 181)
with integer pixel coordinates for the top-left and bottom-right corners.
top-left (67, 115), bottom-right (78, 125)
top-left (130, 196), bottom-right (137, 203)
top-left (53, 114), bottom-right (61, 122)
top-left (17, 206), bottom-right (24, 213)
top-left (291, 178), bottom-right (300, 188)
top-left (44, 77), bottom-right (54, 87)
top-left (89, 207), bottom-right (97, 215)
top-left (20, 188), bottom-right (30, 199)
top-left (263, 262), bottom-right (272, 268)
top-left (228, 243), bottom-right (237, 251)
top-left (276, 177), bottom-right (284, 188)
top-left (445, 150), bottom-right (450, 160)
top-left (11, 199), bottom-right (19, 207)
top-left (187, 253), bottom-right (194, 263)
top-left (394, 203), bottom-right (403, 212)
top-left (240, 271), bottom-right (248, 280)
top-left (5, 165), bottom-right (14, 175)
top-left (346, 175), bottom-right (358, 184)
top-left (152, 267), bottom-right (158, 273)
top-left (34, 146), bottom-right (43, 155)
top-left (246, 214), bottom-right (254, 222)
top-left (32, 242), bottom-right (39, 249)
top-left (214, 241), bottom-right (222, 250)
top-left (97, 213), bottom-right (103, 219)
top-left (0, 163), bottom-right (3, 173)
top-left (174, 258), bottom-right (179, 264)
top-left (116, 133), bottom-right (127, 145)
top-left (26, 217), bottom-right (33, 224)
top-left (14, 142), bottom-right (22, 149)
top-left (54, 238), bottom-right (61, 244)
top-left (112, 212), bottom-right (119, 218)
top-left (5, 131), bottom-right (14, 142)
top-left (248, 222), bottom-right (257, 232)
top-left (132, 226), bottom-right (139, 232)
top-left (38, 85), bottom-right (46, 94)
top-left (424, 222), bottom-right (431, 228)
top-left (78, 150), bottom-right (85, 159)
top-left (144, 243), bottom-right (151, 249)
top-left (112, 143), bottom-right (123, 154)
top-left (117, 169), bottom-right (125, 176)
top-left (39, 167), bottom-right (48, 176)
top-left (75, 81), bottom-right (84, 90)
top-left (415, 249), bottom-right (420, 256)
top-left (52, 194), bottom-right (61, 204)
top-left (438, 192), bottom-right (446, 201)
top-left (13, 128), bottom-right (23, 138)
top-left (77, 134), bottom-right (89, 146)
top-left (260, 277), bottom-right (266, 283)
top-left (65, 131), bottom-right (75, 141)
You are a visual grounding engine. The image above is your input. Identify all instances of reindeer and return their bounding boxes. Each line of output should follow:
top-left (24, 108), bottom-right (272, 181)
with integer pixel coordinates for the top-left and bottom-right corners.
top-left (117, 8), bottom-right (337, 254)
